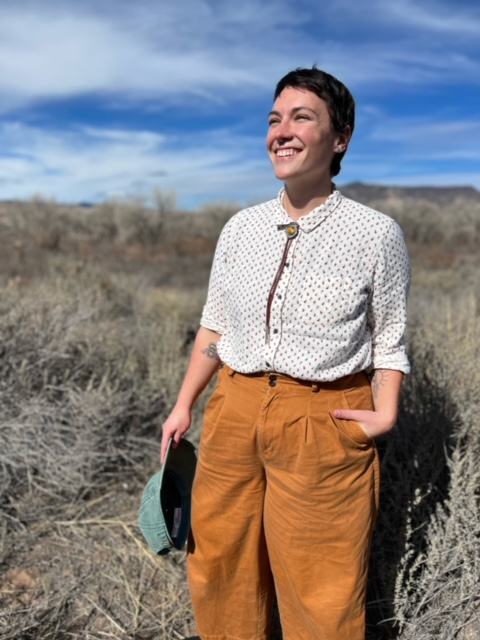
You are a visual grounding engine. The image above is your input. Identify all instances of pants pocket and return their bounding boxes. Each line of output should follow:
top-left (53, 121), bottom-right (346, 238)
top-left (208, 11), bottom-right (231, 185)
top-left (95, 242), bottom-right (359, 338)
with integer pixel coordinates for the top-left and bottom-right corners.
top-left (200, 368), bottom-right (229, 448)
top-left (331, 385), bottom-right (374, 447)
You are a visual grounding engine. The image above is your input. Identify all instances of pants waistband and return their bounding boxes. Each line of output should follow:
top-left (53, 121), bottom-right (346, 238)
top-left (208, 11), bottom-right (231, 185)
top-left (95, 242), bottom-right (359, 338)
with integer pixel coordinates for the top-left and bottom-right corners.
top-left (222, 365), bottom-right (370, 392)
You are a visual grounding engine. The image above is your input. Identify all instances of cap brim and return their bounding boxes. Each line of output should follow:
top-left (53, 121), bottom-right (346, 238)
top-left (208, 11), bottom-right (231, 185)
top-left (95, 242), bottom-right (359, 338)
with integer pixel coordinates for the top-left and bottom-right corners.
top-left (165, 439), bottom-right (197, 493)
top-left (138, 438), bottom-right (197, 555)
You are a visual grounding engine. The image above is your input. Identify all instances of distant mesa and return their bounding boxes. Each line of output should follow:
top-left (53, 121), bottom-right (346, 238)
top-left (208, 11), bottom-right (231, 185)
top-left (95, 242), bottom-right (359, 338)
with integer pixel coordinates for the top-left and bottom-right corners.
top-left (341, 182), bottom-right (480, 205)
top-left (0, 184), bottom-right (479, 208)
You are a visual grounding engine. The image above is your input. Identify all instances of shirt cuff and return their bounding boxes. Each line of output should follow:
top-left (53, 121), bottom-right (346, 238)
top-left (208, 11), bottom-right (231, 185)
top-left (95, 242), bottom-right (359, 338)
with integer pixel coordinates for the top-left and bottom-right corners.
top-left (200, 314), bottom-right (225, 335)
top-left (371, 352), bottom-right (411, 374)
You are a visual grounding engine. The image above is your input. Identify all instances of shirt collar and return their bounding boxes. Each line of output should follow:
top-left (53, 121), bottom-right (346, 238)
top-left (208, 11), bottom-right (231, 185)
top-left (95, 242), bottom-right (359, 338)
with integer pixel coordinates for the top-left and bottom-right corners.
top-left (274, 187), bottom-right (343, 232)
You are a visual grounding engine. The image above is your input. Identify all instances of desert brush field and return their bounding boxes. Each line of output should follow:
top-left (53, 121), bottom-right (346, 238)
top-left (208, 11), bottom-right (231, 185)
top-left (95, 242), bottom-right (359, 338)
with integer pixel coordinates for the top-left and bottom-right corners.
top-left (0, 185), bottom-right (479, 639)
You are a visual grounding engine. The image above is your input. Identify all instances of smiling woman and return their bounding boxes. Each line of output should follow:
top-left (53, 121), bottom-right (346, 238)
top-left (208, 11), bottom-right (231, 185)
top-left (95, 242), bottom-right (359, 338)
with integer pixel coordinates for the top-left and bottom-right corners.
top-left (159, 66), bottom-right (410, 640)
top-left (267, 89), bottom-right (344, 193)
top-left (266, 68), bottom-right (355, 219)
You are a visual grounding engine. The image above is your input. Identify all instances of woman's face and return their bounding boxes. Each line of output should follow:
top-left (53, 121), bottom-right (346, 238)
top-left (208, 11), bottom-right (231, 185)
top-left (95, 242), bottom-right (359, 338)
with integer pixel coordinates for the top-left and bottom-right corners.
top-left (266, 87), bottom-right (348, 188)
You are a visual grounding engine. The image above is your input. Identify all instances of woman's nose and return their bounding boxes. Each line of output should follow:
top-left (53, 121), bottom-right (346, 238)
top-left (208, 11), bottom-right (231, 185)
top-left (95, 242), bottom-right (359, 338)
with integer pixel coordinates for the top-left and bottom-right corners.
top-left (275, 120), bottom-right (293, 141)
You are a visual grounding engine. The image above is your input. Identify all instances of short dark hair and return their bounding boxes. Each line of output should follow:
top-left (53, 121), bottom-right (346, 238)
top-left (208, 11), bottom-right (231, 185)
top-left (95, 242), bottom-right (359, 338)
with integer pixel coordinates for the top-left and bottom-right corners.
top-left (274, 67), bottom-right (355, 177)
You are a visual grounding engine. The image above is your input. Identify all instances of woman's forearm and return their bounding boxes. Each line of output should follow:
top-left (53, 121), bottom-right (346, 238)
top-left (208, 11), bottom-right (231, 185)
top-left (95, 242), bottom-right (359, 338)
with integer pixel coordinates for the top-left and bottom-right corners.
top-left (160, 326), bottom-right (222, 461)
top-left (369, 369), bottom-right (404, 429)
top-left (174, 326), bottom-right (222, 411)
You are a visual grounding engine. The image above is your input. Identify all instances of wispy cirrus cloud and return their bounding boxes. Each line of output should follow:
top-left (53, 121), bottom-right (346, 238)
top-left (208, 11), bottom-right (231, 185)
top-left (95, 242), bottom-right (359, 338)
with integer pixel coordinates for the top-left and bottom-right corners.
top-left (0, 121), bottom-right (275, 206)
top-left (368, 118), bottom-right (480, 153)
top-left (0, 0), bottom-right (478, 205)
top-left (325, 0), bottom-right (480, 38)
top-left (1, 112), bottom-right (478, 208)
top-left (0, 0), bottom-right (310, 112)
top-left (0, 0), bottom-right (478, 113)
top-left (382, 0), bottom-right (480, 37)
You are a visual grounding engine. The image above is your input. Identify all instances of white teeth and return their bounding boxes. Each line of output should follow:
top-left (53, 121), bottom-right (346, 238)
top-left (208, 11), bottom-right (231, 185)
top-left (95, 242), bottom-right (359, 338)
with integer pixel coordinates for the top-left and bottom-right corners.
top-left (276, 148), bottom-right (299, 157)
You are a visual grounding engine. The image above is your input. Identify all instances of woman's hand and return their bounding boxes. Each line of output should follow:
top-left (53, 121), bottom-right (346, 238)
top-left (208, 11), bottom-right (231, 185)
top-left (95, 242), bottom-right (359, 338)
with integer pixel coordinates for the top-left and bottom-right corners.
top-left (332, 408), bottom-right (395, 439)
top-left (160, 405), bottom-right (192, 463)
top-left (333, 369), bottom-right (404, 439)
top-left (158, 327), bottom-right (222, 464)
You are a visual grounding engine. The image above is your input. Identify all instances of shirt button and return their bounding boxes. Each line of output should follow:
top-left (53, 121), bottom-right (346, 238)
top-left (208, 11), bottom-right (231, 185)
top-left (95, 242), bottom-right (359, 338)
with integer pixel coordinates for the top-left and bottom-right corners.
top-left (277, 294), bottom-right (282, 299)
top-left (265, 361), bottom-right (271, 368)
top-left (285, 262), bottom-right (290, 268)
top-left (273, 328), bottom-right (278, 334)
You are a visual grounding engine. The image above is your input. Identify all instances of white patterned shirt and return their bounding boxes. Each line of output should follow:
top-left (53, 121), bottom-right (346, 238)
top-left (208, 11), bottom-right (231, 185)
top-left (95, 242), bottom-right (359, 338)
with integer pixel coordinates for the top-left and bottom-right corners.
top-left (201, 189), bottom-right (410, 381)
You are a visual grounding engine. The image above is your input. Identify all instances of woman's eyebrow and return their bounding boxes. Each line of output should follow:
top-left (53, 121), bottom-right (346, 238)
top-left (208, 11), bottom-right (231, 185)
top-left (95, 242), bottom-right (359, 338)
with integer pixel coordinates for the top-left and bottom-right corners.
top-left (268, 106), bottom-right (317, 118)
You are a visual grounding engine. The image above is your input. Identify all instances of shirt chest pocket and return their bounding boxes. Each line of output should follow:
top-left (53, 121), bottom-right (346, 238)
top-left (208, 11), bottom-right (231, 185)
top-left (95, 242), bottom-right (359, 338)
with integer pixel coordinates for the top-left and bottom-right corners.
top-left (298, 274), bottom-right (365, 327)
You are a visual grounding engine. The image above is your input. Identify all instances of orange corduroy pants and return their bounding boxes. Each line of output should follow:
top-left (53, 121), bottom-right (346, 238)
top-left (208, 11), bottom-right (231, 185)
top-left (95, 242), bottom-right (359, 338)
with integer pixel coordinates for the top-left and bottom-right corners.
top-left (187, 365), bottom-right (380, 640)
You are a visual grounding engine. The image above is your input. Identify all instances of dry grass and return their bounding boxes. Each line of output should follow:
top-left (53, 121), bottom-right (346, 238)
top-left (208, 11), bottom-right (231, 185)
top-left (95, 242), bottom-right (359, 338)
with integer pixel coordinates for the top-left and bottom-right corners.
top-left (366, 270), bottom-right (480, 640)
top-left (0, 192), bottom-right (479, 639)
top-left (0, 262), bottom-right (206, 639)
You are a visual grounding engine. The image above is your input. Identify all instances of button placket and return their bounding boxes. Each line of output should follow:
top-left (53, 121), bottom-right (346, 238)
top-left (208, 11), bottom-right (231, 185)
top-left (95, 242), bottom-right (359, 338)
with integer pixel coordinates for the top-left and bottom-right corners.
top-left (264, 236), bottom-right (297, 367)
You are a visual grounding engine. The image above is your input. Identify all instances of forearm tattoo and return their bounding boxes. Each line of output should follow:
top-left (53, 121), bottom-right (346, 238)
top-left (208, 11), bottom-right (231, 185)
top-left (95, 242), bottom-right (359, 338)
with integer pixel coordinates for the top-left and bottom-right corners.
top-left (370, 369), bottom-right (389, 400)
top-left (201, 342), bottom-right (220, 360)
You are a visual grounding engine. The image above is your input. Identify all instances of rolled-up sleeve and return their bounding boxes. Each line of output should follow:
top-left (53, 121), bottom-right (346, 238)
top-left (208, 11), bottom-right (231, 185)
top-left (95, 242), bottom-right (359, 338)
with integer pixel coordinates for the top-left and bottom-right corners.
top-left (200, 218), bottom-right (234, 334)
top-left (367, 220), bottom-right (411, 373)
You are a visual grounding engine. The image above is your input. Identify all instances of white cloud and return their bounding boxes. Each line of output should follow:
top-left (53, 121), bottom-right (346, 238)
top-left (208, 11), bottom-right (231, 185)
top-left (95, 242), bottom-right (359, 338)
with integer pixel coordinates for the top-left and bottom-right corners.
top-left (326, 0), bottom-right (480, 38)
top-left (0, 120), bottom-right (276, 207)
top-left (1, 115), bottom-right (478, 210)
top-left (0, 0), bottom-right (478, 205)
top-left (0, 0), bottom-right (309, 112)
top-left (384, 0), bottom-right (480, 37)
top-left (0, 0), bottom-right (478, 115)
top-left (366, 117), bottom-right (480, 160)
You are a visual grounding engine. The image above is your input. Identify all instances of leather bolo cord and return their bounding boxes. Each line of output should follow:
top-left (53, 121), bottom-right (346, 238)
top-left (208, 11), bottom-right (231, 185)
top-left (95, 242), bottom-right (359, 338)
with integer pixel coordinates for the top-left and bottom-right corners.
top-left (265, 222), bottom-right (299, 343)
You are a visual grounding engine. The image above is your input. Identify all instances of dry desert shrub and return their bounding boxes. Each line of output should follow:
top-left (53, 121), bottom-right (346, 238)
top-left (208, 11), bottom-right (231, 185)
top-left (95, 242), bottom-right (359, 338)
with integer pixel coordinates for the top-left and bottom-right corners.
top-left (395, 286), bottom-right (479, 640)
top-left (0, 192), bottom-right (479, 639)
top-left (367, 197), bottom-right (480, 250)
top-left (366, 276), bottom-right (480, 640)
top-left (2, 187), bottom-right (479, 258)
top-left (0, 264), bottom-right (203, 518)
top-left (341, 184), bottom-right (480, 253)
top-left (0, 266), bottom-right (205, 638)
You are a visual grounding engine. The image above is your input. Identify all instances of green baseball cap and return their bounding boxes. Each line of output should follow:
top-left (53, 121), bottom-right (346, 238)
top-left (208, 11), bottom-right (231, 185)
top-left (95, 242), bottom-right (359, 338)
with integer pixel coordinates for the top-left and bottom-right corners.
top-left (138, 438), bottom-right (197, 555)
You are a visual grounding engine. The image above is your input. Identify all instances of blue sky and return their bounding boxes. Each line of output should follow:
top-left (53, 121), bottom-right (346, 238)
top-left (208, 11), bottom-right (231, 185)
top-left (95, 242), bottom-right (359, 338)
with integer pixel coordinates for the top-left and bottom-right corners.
top-left (0, 0), bottom-right (479, 209)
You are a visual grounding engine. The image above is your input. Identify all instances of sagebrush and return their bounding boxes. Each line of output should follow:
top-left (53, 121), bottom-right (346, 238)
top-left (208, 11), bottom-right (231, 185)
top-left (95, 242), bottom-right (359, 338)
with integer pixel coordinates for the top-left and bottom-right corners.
top-left (0, 192), bottom-right (478, 639)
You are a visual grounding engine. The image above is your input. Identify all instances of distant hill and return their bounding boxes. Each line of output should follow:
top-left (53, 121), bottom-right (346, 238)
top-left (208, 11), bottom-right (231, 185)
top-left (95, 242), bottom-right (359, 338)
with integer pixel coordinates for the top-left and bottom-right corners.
top-left (340, 182), bottom-right (480, 205)
top-left (2, 184), bottom-right (480, 210)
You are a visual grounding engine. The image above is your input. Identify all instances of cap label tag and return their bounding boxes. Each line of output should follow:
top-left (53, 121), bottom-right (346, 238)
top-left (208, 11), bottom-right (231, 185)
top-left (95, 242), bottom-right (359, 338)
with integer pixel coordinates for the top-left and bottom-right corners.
top-left (172, 508), bottom-right (182, 538)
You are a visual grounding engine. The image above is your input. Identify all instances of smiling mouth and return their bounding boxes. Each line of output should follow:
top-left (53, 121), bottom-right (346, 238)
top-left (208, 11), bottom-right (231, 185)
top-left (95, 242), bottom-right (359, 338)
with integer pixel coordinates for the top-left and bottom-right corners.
top-left (276, 148), bottom-right (300, 157)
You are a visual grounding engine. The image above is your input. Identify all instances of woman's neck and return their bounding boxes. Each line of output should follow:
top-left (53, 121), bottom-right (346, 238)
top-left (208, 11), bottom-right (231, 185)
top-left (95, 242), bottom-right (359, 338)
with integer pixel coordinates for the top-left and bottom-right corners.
top-left (283, 181), bottom-right (334, 221)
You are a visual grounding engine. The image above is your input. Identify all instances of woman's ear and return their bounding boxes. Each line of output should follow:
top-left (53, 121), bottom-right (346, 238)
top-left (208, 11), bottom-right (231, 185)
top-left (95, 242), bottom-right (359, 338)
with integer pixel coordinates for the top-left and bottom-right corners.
top-left (334, 125), bottom-right (352, 153)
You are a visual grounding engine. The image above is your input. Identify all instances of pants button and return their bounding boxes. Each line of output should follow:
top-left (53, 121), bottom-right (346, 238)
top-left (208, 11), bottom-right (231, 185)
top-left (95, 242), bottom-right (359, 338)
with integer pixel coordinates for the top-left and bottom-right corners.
top-left (269, 375), bottom-right (277, 387)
